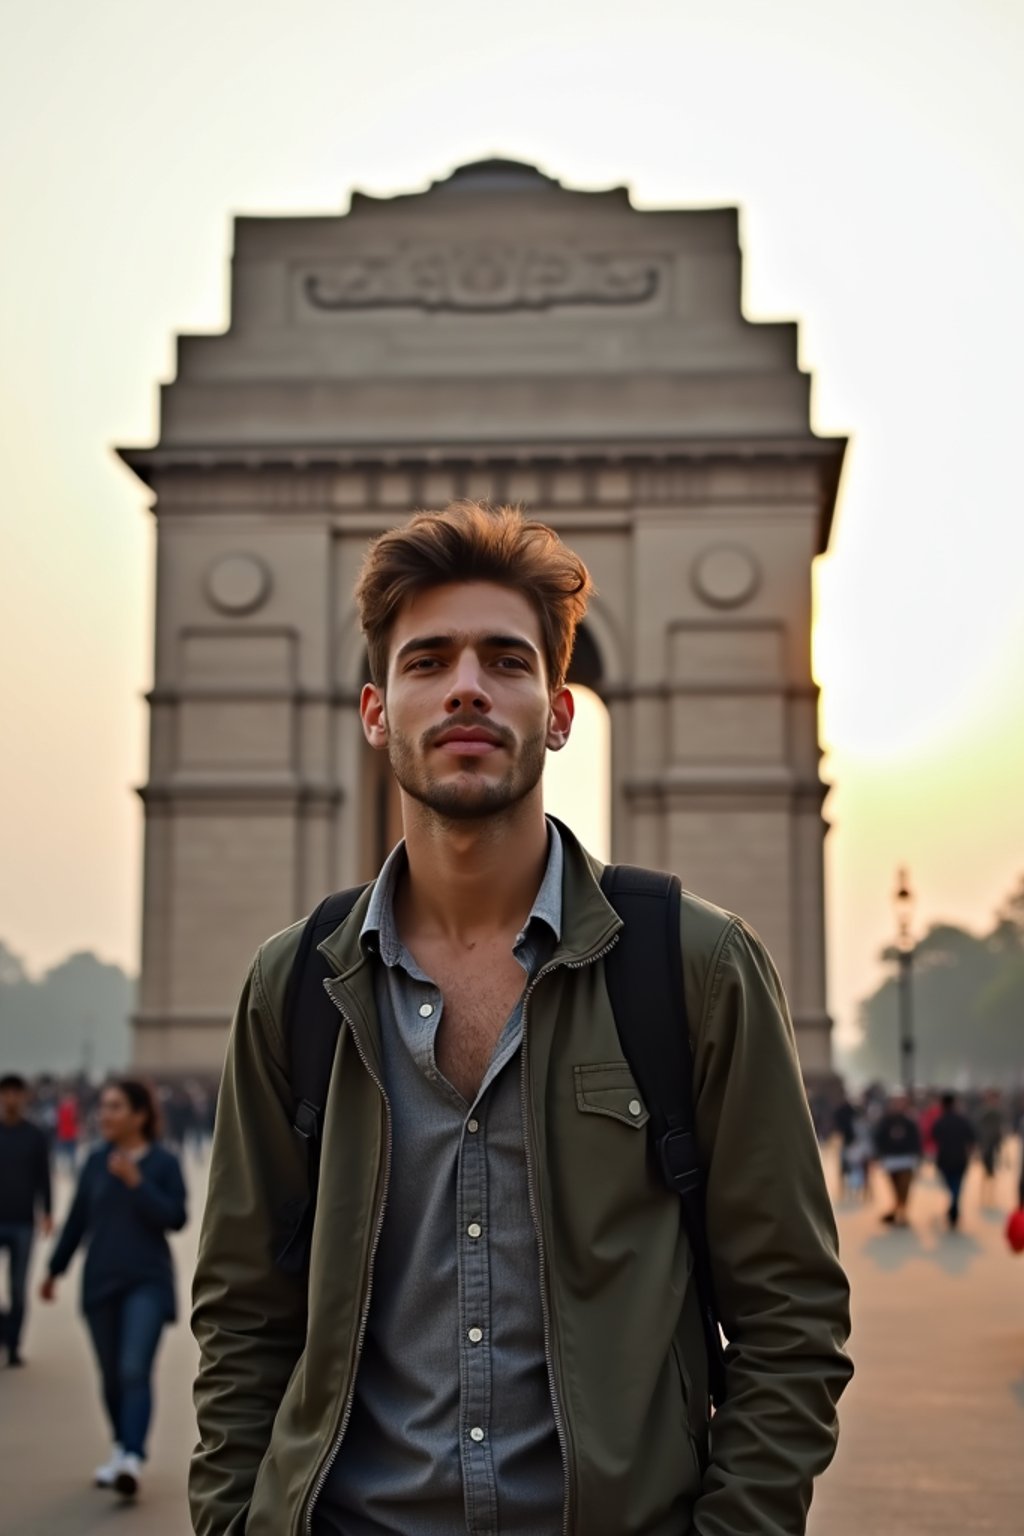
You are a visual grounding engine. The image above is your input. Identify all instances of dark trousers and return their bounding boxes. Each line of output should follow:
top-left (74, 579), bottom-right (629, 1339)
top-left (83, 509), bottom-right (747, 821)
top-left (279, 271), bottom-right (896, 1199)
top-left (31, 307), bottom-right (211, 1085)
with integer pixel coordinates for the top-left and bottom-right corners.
top-left (85, 1285), bottom-right (167, 1458)
top-left (939, 1164), bottom-right (967, 1223)
top-left (0, 1223), bottom-right (34, 1357)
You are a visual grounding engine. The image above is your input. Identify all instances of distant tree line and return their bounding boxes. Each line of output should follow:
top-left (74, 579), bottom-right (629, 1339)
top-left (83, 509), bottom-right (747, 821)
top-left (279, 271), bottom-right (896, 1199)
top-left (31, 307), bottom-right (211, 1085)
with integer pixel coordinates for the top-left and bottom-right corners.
top-left (4, 873), bottom-right (1023, 1087)
top-left (0, 940), bottom-right (134, 1076)
top-left (840, 876), bottom-right (1024, 1087)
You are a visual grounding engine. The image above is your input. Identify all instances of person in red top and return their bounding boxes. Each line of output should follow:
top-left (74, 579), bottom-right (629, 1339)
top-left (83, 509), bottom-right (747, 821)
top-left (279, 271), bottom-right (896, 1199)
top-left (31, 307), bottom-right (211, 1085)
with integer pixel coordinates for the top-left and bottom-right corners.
top-left (55, 1092), bottom-right (80, 1175)
top-left (918, 1095), bottom-right (941, 1163)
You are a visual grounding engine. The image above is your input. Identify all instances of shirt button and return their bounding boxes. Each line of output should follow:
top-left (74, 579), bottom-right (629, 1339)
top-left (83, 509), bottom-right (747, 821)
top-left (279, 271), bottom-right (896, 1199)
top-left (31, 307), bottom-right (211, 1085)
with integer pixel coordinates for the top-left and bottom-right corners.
top-left (467, 1118), bottom-right (479, 1134)
top-left (469, 1426), bottom-right (485, 1443)
top-left (628, 1098), bottom-right (643, 1117)
top-left (418, 1002), bottom-right (434, 1018)
top-left (468, 1326), bottom-right (483, 1343)
top-left (467, 1221), bottom-right (482, 1239)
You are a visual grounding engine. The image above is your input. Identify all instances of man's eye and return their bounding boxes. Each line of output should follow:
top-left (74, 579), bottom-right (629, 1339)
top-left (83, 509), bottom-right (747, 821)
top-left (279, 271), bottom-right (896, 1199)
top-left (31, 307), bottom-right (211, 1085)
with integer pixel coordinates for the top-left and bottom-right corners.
top-left (408, 657), bottom-right (442, 671)
top-left (496, 656), bottom-right (528, 670)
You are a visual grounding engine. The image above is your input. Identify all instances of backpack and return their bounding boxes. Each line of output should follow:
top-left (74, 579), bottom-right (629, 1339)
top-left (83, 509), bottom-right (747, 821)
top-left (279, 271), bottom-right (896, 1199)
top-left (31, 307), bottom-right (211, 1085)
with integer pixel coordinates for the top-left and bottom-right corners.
top-left (278, 862), bottom-right (727, 1407)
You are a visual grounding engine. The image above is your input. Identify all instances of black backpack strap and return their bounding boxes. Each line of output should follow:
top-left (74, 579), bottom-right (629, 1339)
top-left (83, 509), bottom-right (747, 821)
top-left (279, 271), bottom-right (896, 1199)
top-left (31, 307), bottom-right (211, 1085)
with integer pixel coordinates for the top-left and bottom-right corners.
top-left (275, 884), bottom-right (369, 1273)
top-left (600, 863), bottom-right (728, 1408)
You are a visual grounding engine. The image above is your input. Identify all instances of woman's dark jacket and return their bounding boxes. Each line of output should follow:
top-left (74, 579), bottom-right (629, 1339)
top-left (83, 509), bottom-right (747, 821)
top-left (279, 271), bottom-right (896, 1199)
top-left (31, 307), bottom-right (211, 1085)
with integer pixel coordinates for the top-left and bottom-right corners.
top-left (48, 1142), bottom-right (188, 1319)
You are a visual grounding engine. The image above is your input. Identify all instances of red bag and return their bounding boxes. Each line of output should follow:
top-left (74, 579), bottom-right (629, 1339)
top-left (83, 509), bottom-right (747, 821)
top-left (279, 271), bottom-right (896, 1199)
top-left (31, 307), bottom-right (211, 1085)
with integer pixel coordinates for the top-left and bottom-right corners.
top-left (1006, 1209), bottom-right (1024, 1255)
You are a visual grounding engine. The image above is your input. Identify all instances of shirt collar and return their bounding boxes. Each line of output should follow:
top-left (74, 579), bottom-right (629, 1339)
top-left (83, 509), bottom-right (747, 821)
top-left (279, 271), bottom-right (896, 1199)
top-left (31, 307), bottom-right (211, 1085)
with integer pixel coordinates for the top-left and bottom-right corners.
top-left (361, 818), bottom-right (564, 968)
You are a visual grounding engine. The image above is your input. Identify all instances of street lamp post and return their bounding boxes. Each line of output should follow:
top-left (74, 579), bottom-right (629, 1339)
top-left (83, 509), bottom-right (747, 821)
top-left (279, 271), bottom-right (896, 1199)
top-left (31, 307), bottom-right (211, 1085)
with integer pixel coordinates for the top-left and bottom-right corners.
top-left (893, 868), bottom-right (916, 1093)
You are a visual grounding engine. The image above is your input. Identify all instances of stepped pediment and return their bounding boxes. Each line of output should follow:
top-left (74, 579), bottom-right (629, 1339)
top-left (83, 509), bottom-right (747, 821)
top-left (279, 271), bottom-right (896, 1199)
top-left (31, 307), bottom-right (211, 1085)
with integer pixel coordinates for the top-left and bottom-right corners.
top-left (124, 161), bottom-right (839, 462)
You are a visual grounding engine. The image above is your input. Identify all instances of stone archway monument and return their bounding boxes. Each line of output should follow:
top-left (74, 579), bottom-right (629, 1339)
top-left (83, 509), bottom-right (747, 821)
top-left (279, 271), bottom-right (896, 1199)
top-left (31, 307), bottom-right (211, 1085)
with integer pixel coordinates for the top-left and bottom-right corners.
top-left (120, 160), bottom-right (845, 1076)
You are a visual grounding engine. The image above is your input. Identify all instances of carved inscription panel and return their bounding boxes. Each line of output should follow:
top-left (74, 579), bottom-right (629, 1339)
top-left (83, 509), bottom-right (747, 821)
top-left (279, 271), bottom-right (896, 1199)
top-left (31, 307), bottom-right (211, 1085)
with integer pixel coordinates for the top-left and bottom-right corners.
top-left (297, 246), bottom-right (666, 314)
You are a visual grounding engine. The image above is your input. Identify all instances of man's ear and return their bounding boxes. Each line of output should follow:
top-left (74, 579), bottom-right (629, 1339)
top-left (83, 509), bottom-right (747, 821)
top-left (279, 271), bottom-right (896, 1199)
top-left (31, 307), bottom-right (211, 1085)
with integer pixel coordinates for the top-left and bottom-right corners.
top-left (360, 683), bottom-right (389, 751)
top-left (546, 685), bottom-right (575, 753)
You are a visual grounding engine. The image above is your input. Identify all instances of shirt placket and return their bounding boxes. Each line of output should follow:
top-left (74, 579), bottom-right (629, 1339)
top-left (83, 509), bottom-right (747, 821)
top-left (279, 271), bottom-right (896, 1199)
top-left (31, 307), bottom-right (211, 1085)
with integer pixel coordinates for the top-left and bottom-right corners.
top-left (455, 937), bottom-right (538, 1536)
top-left (369, 885), bottom-right (554, 1536)
top-left (457, 1096), bottom-right (497, 1535)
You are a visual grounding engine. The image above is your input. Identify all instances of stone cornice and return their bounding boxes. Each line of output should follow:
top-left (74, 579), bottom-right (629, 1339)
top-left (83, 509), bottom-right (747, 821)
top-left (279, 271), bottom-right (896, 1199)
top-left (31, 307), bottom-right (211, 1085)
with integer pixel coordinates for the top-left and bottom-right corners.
top-left (117, 437), bottom-right (844, 548)
top-left (134, 1011), bottom-right (230, 1030)
top-left (118, 434), bottom-right (843, 481)
top-left (138, 780), bottom-right (342, 809)
top-left (625, 768), bottom-right (827, 803)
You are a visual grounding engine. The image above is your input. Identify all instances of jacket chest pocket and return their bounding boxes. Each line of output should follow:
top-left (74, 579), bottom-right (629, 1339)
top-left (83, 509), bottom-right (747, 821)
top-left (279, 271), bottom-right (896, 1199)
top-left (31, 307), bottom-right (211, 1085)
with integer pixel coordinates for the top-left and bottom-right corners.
top-left (573, 1062), bottom-right (650, 1129)
top-left (562, 1059), bottom-right (666, 1270)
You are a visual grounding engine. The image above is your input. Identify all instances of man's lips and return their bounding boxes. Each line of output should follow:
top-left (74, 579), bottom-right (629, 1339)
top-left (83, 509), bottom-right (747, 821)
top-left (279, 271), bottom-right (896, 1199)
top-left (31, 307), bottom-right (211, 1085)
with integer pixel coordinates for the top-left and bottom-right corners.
top-left (433, 727), bottom-right (505, 756)
top-left (437, 741), bottom-right (498, 756)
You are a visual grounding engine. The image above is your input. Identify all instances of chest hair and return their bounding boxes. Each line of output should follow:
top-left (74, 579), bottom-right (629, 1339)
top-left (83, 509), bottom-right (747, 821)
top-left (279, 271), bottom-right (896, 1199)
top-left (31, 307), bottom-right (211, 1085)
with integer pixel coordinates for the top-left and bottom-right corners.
top-left (413, 941), bottom-right (527, 1103)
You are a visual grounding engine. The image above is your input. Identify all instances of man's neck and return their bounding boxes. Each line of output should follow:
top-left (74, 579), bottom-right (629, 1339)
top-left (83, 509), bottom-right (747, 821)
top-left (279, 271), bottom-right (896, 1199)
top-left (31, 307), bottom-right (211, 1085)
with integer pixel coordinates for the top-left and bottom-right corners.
top-left (1, 1111), bottom-right (24, 1128)
top-left (397, 793), bottom-right (550, 946)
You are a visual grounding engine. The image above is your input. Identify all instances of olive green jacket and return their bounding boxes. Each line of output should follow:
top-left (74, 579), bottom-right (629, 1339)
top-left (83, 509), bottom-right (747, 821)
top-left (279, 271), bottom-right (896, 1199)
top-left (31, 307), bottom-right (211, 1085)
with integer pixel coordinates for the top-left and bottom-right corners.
top-left (190, 825), bottom-right (852, 1536)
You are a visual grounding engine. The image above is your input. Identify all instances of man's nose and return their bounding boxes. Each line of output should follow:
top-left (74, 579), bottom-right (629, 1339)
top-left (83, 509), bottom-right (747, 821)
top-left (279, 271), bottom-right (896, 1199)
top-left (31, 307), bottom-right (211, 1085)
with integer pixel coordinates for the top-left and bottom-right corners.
top-left (444, 653), bottom-right (492, 714)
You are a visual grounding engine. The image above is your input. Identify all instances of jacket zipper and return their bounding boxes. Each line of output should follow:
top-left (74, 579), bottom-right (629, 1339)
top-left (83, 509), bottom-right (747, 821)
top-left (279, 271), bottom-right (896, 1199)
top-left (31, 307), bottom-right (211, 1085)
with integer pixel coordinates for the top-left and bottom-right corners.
top-left (302, 978), bottom-right (393, 1536)
top-left (519, 931), bottom-right (620, 1536)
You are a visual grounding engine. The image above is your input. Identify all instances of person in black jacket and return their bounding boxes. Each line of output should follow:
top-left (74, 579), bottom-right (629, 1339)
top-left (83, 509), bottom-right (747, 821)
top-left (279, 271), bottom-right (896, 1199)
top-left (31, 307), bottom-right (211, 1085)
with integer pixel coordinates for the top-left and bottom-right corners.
top-left (873, 1091), bottom-right (922, 1227)
top-left (0, 1072), bottom-right (53, 1366)
top-left (41, 1078), bottom-right (187, 1499)
top-left (931, 1092), bottom-right (976, 1229)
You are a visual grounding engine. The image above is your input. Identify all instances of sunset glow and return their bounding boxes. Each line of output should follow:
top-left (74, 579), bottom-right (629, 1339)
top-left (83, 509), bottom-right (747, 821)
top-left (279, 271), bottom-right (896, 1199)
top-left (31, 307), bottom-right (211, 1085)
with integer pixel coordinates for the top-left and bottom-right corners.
top-left (1, 0), bottom-right (1021, 1054)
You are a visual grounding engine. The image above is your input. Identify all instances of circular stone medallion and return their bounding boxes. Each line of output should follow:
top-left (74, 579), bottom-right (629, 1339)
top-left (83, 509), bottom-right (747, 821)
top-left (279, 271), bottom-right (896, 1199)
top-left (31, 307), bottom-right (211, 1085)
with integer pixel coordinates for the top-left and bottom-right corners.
top-left (205, 554), bottom-right (272, 616)
top-left (691, 544), bottom-right (760, 609)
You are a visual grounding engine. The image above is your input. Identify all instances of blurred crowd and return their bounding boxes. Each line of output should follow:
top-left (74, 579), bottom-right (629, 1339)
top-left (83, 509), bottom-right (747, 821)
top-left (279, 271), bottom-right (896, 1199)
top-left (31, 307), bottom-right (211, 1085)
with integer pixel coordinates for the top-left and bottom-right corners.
top-left (810, 1083), bottom-right (1024, 1228)
top-left (18, 1073), bottom-right (217, 1169)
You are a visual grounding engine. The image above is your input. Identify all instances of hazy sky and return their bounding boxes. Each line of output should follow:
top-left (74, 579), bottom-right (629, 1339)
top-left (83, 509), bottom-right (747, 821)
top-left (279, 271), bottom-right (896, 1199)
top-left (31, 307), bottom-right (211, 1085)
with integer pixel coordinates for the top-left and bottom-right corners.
top-left (2, 0), bottom-right (1022, 1053)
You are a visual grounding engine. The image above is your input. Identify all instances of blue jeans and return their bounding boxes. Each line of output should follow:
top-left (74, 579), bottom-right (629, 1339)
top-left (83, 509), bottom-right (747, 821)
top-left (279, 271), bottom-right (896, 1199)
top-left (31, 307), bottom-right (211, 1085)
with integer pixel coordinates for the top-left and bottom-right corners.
top-left (85, 1285), bottom-right (167, 1458)
top-left (0, 1223), bottom-right (34, 1357)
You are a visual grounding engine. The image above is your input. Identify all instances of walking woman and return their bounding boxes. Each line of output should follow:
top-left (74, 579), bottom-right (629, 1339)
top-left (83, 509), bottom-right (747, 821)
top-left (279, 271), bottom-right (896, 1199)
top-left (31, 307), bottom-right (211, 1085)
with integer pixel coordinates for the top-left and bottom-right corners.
top-left (40, 1079), bottom-right (187, 1498)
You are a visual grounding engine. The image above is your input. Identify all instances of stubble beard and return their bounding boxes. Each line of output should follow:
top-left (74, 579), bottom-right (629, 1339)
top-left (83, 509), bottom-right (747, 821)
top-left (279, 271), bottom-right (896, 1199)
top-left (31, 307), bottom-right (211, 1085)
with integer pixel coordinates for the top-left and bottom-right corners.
top-left (387, 724), bottom-right (548, 826)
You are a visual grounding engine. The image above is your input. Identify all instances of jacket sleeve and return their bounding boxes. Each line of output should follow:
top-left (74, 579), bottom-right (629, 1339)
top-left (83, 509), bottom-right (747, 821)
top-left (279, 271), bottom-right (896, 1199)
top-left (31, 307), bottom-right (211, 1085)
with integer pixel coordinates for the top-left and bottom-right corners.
top-left (47, 1158), bottom-right (92, 1276)
top-left (131, 1153), bottom-right (188, 1233)
top-left (189, 950), bottom-right (312, 1536)
top-left (689, 919), bottom-right (853, 1536)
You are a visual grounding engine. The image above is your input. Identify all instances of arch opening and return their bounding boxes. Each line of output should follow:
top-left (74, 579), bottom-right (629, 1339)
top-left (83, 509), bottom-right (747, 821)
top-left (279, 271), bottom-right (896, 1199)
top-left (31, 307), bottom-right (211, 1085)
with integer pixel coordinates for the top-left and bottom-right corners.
top-left (543, 684), bottom-right (611, 862)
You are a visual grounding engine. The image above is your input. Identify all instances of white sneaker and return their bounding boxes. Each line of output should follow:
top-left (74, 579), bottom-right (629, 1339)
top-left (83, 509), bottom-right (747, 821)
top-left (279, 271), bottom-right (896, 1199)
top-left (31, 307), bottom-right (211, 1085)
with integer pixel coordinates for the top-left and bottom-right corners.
top-left (114, 1452), bottom-right (141, 1498)
top-left (94, 1446), bottom-right (124, 1488)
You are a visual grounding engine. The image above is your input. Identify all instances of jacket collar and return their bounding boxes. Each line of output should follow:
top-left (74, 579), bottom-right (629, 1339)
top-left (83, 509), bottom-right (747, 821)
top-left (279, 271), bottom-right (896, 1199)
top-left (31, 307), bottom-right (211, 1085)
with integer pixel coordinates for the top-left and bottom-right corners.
top-left (316, 815), bottom-right (621, 979)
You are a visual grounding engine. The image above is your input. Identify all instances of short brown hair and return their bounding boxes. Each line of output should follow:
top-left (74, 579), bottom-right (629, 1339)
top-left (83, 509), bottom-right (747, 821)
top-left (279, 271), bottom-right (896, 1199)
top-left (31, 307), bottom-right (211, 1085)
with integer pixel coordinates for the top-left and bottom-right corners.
top-left (355, 502), bottom-right (593, 689)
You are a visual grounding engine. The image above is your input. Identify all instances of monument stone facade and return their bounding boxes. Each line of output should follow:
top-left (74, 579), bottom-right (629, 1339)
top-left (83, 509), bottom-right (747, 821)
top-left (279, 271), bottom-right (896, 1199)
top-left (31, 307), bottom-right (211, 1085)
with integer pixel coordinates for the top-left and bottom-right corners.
top-left (120, 160), bottom-right (845, 1075)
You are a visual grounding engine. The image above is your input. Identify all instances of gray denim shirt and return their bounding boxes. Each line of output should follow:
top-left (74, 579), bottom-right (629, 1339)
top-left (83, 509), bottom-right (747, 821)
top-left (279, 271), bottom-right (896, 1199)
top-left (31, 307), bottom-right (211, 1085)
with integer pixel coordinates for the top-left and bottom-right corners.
top-left (315, 824), bottom-right (565, 1536)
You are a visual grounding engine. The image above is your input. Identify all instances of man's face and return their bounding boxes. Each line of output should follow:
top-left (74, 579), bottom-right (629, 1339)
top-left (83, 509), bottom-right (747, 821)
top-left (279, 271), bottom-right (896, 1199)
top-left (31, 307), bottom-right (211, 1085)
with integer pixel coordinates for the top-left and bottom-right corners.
top-left (1, 1086), bottom-right (27, 1122)
top-left (360, 581), bottom-right (573, 823)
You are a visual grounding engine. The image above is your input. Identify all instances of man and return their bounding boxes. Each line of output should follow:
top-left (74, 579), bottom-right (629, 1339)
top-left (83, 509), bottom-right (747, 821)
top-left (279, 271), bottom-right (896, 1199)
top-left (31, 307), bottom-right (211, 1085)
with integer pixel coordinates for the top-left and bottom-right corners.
top-left (931, 1092), bottom-right (976, 1229)
top-left (191, 502), bottom-right (852, 1536)
top-left (0, 1072), bottom-right (53, 1366)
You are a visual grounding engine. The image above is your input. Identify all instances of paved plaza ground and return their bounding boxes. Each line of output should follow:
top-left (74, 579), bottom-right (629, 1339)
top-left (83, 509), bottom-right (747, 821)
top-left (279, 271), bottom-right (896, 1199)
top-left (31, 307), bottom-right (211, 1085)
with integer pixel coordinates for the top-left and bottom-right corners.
top-left (2, 1146), bottom-right (1022, 1535)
